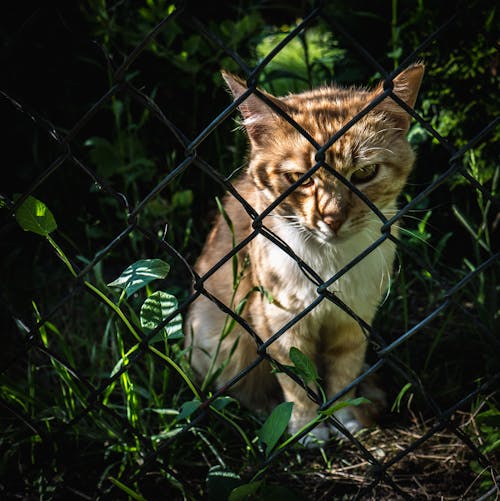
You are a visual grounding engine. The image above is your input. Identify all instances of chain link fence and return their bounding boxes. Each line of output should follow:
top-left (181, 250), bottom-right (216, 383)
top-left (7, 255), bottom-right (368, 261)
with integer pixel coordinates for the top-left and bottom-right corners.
top-left (1, 1), bottom-right (498, 499)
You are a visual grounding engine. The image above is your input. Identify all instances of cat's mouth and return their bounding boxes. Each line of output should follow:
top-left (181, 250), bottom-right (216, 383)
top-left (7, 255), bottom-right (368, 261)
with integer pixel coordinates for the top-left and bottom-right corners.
top-left (313, 220), bottom-right (348, 244)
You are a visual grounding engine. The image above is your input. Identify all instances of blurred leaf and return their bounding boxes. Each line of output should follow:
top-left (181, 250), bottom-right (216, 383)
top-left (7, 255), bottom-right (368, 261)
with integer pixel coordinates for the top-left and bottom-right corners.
top-left (289, 347), bottom-right (319, 384)
top-left (85, 137), bottom-right (121, 177)
top-left (229, 481), bottom-right (263, 501)
top-left (320, 396), bottom-right (370, 418)
top-left (172, 189), bottom-right (193, 209)
top-left (256, 26), bottom-right (345, 94)
top-left (211, 396), bottom-right (236, 411)
top-left (108, 477), bottom-right (147, 501)
top-left (177, 399), bottom-right (201, 421)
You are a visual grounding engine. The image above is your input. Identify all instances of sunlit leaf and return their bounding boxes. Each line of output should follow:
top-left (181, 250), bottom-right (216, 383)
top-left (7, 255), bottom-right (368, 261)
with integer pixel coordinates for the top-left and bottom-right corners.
top-left (108, 259), bottom-right (170, 297)
top-left (140, 290), bottom-right (183, 343)
top-left (15, 196), bottom-right (57, 236)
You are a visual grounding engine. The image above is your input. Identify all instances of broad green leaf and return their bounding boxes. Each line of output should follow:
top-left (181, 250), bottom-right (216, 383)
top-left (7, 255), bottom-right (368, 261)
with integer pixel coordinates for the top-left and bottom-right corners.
top-left (257, 401), bottom-right (293, 456)
top-left (108, 259), bottom-right (170, 297)
top-left (177, 399), bottom-right (201, 421)
top-left (140, 291), bottom-right (183, 343)
top-left (15, 196), bottom-right (57, 236)
top-left (289, 347), bottom-right (319, 384)
top-left (229, 481), bottom-right (263, 501)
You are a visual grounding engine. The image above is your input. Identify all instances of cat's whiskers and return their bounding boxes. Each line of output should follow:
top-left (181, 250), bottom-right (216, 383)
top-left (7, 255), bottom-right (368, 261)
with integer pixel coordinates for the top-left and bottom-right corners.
top-left (279, 215), bottom-right (317, 245)
top-left (363, 225), bottom-right (393, 301)
top-left (186, 64), bottom-right (425, 442)
top-left (361, 146), bottom-right (396, 156)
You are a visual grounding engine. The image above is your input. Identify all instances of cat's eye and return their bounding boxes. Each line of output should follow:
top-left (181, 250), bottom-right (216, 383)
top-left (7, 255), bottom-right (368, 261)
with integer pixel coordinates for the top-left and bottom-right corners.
top-left (284, 172), bottom-right (314, 187)
top-left (351, 164), bottom-right (379, 184)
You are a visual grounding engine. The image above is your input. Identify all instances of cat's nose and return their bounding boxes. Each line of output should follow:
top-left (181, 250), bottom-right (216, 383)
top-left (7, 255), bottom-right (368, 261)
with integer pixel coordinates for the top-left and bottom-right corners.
top-left (323, 216), bottom-right (345, 233)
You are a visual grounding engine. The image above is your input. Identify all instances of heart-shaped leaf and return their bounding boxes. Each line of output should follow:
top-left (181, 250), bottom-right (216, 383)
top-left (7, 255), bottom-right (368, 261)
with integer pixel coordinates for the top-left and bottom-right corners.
top-left (140, 291), bottom-right (183, 343)
top-left (15, 196), bottom-right (57, 236)
top-left (108, 259), bottom-right (170, 297)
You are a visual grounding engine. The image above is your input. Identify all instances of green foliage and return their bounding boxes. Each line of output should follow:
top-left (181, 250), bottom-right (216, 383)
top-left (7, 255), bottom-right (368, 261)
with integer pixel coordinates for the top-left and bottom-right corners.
top-left (2, 1), bottom-right (498, 498)
top-left (469, 404), bottom-right (500, 490)
top-left (140, 290), bottom-right (183, 343)
top-left (288, 347), bottom-right (319, 385)
top-left (108, 258), bottom-right (170, 297)
top-left (256, 25), bottom-right (346, 94)
top-left (257, 402), bottom-right (294, 456)
top-left (15, 196), bottom-right (57, 236)
top-left (319, 397), bottom-right (370, 419)
top-left (206, 467), bottom-right (242, 501)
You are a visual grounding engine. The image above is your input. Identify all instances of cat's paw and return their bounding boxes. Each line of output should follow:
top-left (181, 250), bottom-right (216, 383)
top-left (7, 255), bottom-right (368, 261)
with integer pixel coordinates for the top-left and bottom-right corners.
top-left (329, 407), bottom-right (363, 440)
top-left (297, 423), bottom-right (329, 448)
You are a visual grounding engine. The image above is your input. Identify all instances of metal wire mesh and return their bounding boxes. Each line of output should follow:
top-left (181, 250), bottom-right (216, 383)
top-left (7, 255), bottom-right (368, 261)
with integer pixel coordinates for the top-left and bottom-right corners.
top-left (1, 1), bottom-right (498, 499)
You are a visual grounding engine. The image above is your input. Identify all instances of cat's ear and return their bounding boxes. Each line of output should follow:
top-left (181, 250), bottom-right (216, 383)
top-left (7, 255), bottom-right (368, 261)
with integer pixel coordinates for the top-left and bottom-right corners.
top-left (221, 71), bottom-right (284, 146)
top-left (375, 63), bottom-right (425, 131)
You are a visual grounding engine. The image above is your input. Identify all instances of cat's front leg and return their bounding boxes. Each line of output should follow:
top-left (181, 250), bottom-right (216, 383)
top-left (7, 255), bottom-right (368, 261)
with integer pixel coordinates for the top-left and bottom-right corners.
top-left (322, 320), bottom-right (368, 437)
top-left (264, 329), bottom-right (329, 446)
top-left (274, 370), bottom-right (330, 447)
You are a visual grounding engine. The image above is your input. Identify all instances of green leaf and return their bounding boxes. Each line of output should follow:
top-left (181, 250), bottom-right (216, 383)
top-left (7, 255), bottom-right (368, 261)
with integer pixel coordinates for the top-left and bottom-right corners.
top-left (85, 136), bottom-right (121, 178)
top-left (391, 382), bottom-right (412, 413)
top-left (108, 259), bottom-right (170, 297)
top-left (171, 189), bottom-right (193, 209)
top-left (477, 407), bottom-right (500, 425)
top-left (229, 481), bottom-right (263, 501)
top-left (15, 196), bottom-right (57, 236)
top-left (289, 347), bottom-right (319, 384)
top-left (177, 399), bottom-right (201, 421)
top-left (319, 397), bottom-right (370, 418)
top-left (108, 477), bottom-right (147, 501)
top-left (257, 401), bottom-right (293, 456)
top-left (206, 467), bottom-right (241, 501)
top-left (483, 438), bottom-right (500, 454)
top-left (210, 395), bottom-right (236, 411)
top-left (140, 291), bottom-right (183, 343)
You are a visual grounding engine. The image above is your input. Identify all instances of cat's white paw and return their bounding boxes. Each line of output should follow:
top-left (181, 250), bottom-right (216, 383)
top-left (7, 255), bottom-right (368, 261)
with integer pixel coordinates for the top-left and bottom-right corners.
top-left (329, 407), bottom-right (363, 440)
top-left (297, 423), bottom-right (329, 448)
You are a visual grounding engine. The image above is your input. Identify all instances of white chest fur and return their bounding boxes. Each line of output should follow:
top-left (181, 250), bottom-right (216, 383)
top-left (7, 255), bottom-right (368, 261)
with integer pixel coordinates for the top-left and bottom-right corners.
top-left (260, 219), bottom-right (395, 328)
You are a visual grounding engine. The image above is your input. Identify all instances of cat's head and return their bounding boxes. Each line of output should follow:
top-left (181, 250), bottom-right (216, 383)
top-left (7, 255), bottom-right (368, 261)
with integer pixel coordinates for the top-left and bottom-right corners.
top-left (223, 64), bottom-right (424, 243)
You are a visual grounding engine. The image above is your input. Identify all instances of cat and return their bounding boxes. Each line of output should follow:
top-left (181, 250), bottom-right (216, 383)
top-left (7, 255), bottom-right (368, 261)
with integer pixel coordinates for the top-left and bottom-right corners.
top-left (185, 64), bottom-right (424, 445)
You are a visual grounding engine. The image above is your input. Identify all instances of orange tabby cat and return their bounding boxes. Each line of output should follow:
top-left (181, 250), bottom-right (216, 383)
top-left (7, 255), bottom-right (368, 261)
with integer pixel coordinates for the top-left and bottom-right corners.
top-left (185, 64), bottom-right (424, 445)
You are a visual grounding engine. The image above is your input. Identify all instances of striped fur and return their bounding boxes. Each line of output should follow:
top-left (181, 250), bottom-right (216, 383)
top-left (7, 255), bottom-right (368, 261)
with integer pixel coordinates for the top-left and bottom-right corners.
top-left (185, 64), bottom-right (424, 445)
